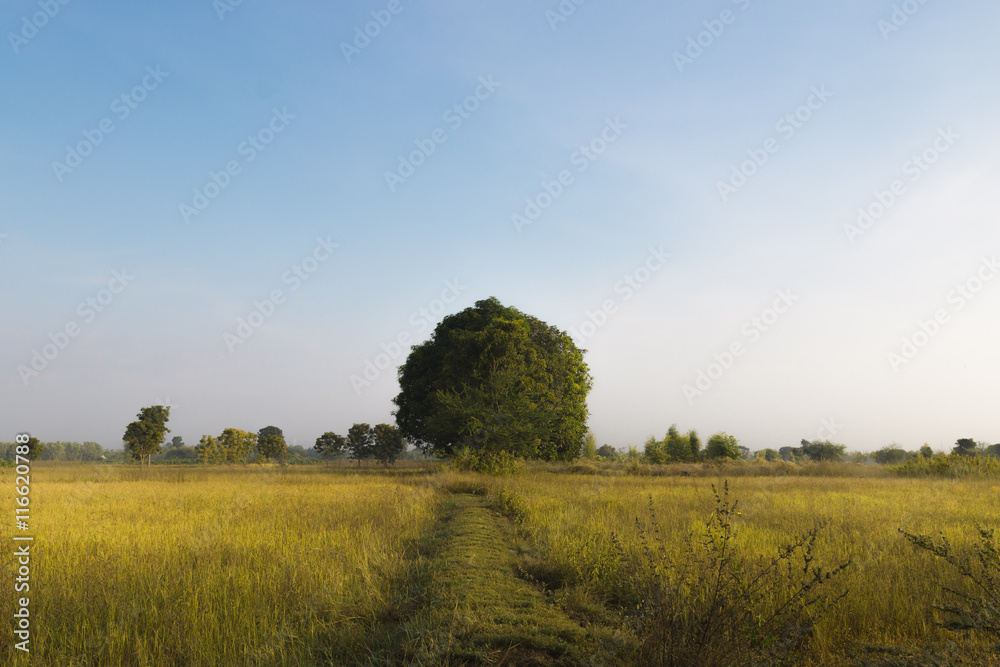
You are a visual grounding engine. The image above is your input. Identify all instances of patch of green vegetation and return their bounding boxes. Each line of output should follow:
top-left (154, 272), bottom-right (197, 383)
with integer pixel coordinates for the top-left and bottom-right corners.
top-left (392, 492), bottom-right (621, 665)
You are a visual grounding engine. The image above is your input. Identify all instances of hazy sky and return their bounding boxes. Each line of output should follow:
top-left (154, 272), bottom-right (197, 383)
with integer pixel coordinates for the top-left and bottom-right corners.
top-left (2, 0), bottom-right (998, 453)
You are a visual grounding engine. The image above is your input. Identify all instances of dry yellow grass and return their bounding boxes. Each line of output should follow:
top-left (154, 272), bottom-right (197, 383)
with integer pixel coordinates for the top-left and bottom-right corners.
top-left (1, 464), bottom-right (439, 666)
top-left (495, 471), bottom-right (1000, 662)
top-left (4, 463), bottom-right (999, 665)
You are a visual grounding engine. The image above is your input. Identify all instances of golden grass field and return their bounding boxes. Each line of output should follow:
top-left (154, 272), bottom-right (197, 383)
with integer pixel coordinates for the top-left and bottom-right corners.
top-left (2, 462), bottom-right (999, 665)
top-left (496, 468), bottom-right (1000, 663)
top-left (1, 464), bottom-right (440, 665)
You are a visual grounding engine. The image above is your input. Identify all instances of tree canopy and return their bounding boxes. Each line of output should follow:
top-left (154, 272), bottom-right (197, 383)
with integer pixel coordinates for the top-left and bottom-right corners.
top-left (25, 436), bottom-right (43, 461)
top-left (872, 445), bottom-right (908, 465)
top-left (314, 432), bottom-right (347, 459)
top-left (371, 423), bottom-right (406, 467)
top-left (195, 428), bottom-right (257, 464)
top-left (705, 432), bottom-right (741, 460)
top-left (347, 423), bottom-right (374, 466)
top-left (953, 438), bottom-right (978, 456)
top-left (257, 426), bottom-right (288, 463)
top-left (596, 444), bottom-right (619, 460)
top-left (122, 405), bottom-right (171, 466)
top-left (393, 297), bottom-right (592, 461)
top-left (799, 439), bottom-right (847, 462)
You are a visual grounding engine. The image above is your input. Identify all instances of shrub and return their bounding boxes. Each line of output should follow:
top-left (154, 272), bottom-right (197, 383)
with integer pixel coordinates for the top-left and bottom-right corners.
top-left (890, 454), bottom-right (1000, 478)
top-left (619, 482), bottom-right (850, 666)
top-left (900, 526), bottom-right (1000, 639)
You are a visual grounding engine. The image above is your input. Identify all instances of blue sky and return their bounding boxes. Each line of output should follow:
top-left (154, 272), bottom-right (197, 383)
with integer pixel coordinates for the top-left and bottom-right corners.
top-left (2, 0), bottom-right (998, 453)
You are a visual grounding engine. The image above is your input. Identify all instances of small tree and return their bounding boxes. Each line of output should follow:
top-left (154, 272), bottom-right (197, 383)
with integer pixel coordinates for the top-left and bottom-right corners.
top-left (217, 428), bottom-right (257, 464)
top-left (371, 423), bottom-right (406, 467)
top-left (705, 432), bottom-right (741, 460)
top-left (872, 445), bottom-right (909, 465)
top-left (24, 436), bottom-right (44, 461)
top-left (644, 435), bottom-right (667, 464)
top-left (582, 430), bottom-right (598, 460)
top-left (756, 448), bottom-right (780, 462)
top-left (257, 426), bottom-right (288, 463)
top-left (779, 446), bottom-right (799, 462)
top-left (597, 444), bottom-right (619, 460)
top-left (314, 432), bottom-right (347, 459)
top-left (920, 444), bottom-right (934, 459)
top-left (347, 423), bottom-right (374, 467)
top-left (953, 438), bottom-right (978, 457)
top-left (799, 439), bottom-right (847, 462)
top-left (688, 429), bottom-right (702, 462)
top-left (665, 424), bottom-right (693, 463)
top-left (195, 435), bottom-right (225, 464)
top-left (169, 436), bottom-right (184, 449)
top-left (122, 406), bottom-right (171, 466)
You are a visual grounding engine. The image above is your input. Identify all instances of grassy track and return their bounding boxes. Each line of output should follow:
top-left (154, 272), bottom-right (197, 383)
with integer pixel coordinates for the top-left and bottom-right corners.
top-left (393, 491), bottom-right (616, 665)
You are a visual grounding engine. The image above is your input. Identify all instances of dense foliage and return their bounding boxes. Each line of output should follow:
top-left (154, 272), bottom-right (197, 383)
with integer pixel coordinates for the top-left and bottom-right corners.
top-left (122, 405), bottom-right (171, 465)
top-left (393, 297), bottom-right (592, 461)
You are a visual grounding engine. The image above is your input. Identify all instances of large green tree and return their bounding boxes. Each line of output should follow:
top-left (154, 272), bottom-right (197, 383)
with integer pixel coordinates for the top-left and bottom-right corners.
top-left (122, 405), bottom-right (171, 466)
top-left (257, 426), bottom-right (288, 463)
top-left (393, 297), bottom-right (592, 461)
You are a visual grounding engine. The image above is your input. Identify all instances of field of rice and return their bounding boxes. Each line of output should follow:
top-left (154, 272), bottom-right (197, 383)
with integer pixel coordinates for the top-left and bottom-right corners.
top-left (2, 462), bottom-right (998, 665)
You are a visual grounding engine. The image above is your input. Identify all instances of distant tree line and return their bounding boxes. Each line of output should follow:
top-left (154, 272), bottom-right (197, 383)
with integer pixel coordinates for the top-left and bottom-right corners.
top-left (0, 440), bottom-right (108, 461)
top-left (586, 430), bottom-right (999, 467)
top-left (313, 423), bottom-right (407, 467)
top-left (631, 424), bottom-right (748, 463)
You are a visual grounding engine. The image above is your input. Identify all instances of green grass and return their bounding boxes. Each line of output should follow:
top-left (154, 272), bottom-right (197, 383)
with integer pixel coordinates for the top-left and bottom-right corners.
top-left (391, 490), bottom-right (622, 665)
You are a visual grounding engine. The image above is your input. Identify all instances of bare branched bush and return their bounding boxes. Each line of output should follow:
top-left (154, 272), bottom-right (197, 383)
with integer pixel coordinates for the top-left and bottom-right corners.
top-left (619, 482), bottom-right (850, 666)
top-left (900, 526), bottom-right (1000, 638)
